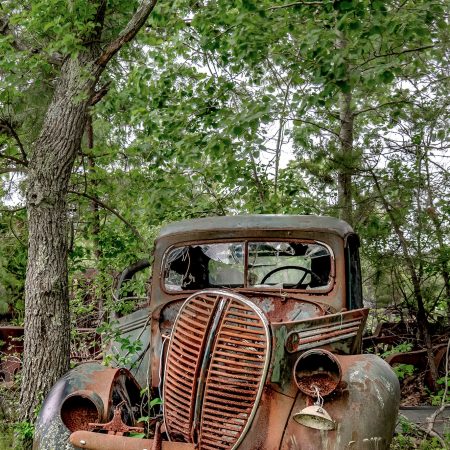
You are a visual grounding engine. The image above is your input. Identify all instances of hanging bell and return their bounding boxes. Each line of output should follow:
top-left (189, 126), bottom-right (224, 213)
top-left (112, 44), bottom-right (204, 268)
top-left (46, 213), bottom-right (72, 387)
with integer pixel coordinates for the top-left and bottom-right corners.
top-left (293, 405), bottom-right (335, 431)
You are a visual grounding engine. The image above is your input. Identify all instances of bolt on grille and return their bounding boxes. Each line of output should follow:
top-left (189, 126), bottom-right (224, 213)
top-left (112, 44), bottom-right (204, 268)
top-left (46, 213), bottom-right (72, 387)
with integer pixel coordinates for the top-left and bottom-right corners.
top-left (163, 290), bottom-right (270, 449)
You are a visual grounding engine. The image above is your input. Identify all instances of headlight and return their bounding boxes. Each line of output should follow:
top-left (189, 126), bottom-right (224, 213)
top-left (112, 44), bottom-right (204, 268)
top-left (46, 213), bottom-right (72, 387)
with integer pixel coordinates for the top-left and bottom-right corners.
top-left (60, 390), bottom-right (103, 432)
top-left (293, 349), bottom-right (342, 397)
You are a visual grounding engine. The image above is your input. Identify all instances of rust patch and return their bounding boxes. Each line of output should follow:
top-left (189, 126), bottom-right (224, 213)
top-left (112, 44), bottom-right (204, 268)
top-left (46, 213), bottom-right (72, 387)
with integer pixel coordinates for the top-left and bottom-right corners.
top-left (296, 373), bottom-right (338, 397)
top-left (61, 396), bottom-right (100, 432)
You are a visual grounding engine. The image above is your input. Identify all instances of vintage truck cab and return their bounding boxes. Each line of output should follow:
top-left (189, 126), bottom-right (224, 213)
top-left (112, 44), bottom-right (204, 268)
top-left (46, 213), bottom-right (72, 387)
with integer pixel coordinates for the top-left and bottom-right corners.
top-left (34, 215), bottom-right (400, 450)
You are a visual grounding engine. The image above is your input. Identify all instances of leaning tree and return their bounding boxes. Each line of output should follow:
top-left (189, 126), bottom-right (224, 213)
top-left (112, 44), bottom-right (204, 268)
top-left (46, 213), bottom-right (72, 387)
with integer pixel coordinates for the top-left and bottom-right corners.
top-left (0, 0), bottom-right (158, 424)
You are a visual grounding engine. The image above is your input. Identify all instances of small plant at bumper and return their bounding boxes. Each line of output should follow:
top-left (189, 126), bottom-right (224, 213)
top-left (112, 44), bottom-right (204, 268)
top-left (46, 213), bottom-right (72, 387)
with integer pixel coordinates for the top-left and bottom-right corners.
top-left (392, 416), bottom-right (450, 449)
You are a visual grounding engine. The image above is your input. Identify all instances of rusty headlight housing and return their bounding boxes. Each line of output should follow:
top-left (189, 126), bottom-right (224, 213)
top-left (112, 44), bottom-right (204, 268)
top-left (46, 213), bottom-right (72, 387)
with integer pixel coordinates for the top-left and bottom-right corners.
top-left (60, 390), bottom-right (103, 432)
top-left (293, 349), bottom-right (342, 397)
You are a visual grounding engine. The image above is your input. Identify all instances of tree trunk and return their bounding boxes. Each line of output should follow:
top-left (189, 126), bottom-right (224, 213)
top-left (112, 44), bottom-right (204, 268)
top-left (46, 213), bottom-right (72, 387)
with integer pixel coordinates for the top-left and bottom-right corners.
top-left (371, 171), bottom-right (439, 389)
top-left (336, 33), bottom-right (354, 227)
top-left (86, 117), bottom-right (102, 262)
top-left (86, 116), bottom-right (105, 323)
top-left (337, 90), bottom-right (354, 226)
top-left (20, 53), bottom-right (99, 423)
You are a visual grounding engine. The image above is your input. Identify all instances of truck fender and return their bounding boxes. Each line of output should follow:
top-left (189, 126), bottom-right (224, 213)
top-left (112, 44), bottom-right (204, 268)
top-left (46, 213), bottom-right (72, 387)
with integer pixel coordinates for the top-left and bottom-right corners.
top-left (33, 362), bottom-right (141, 450)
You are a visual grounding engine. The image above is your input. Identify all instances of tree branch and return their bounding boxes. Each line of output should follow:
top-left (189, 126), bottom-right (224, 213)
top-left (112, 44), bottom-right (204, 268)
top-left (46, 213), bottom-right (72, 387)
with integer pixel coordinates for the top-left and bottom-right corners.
top-left (0, 166), bottom-right (28, 174)
top-left (68, 190), bottom-right (145, 244)
top-left (0, 205), bottom-right (26, 213)
top-left (354, 100), bottom-right (412, 117)
top-left (96, 0), bottom-right (158, 68)
top-left (89, 82), bottom-right (111, 106)
top-left (358, 45), bottom-right (435, 68)
top-left (0, 152), bottom-right (28, 167)
top-left (0, 119), bottom-right (28, 164)
top-left (0, 16), bottom-right (29, 52)
top-left (267, 1), bottom-right (327, 10)
top-left (293, 117), bottom-right (340, 138)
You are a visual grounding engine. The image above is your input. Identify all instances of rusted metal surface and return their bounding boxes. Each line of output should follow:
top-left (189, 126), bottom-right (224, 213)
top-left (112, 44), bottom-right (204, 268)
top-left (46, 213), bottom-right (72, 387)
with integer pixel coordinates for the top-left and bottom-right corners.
top-left (150, 219), bottom-right (348, 313)
top-left (237, 293), bottom-right (328, 323)
top-left (152, 422), bottom-right (162, 450)
top-left (0, 326), bottom-right (23, 382)
top-left (69, 431), bottom-right (196, 450)
top-left (158, 215), bottom-right (353, 239)
top-left (279, 355), bottom-right (400, 450)
top-left (0, 326), bottom-right (99, 384)
top-left (293, 349), bottom-right (342, 397)
top-left (385, 343), bottom-right (447, 388)
top-left (284, 308), bottom-right (369, 354)
top-left (105, 307), bottom-right (151, 387)
top-left (34, 363), bottom-right (142, 450)
top-left (61, 393), bottom-right (102, 433)
top-left (88, 402), bottom-right (144, 435)
top-left (163, 290), bottom-right (270, 449)
top-left (362, 321), bottom-right (411, 349)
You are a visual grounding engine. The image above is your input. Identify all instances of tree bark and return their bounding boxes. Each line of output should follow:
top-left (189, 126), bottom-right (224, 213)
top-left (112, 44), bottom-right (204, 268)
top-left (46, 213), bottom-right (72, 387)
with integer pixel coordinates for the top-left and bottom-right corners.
top-left (336, 32), bottom-right (354, 227)
top-left (337, 89), bottom-right (354, 226)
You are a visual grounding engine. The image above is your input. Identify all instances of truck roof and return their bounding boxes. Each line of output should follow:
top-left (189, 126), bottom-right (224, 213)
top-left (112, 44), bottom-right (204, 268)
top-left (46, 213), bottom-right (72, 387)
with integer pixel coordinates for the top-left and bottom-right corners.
top-left (158, 215), bottom-right (353, 239)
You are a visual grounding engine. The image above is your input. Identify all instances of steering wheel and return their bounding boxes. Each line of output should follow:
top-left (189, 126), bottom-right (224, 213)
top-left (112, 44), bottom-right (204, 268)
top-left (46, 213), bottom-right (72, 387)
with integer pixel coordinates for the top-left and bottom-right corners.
top-left (260, 265), bottom-right (321, 288)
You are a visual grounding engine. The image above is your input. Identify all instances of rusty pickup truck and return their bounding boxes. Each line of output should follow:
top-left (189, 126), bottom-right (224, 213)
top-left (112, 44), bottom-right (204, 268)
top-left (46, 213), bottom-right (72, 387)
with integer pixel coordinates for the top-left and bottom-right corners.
top-left (34, 215), bottom-right (400, 450)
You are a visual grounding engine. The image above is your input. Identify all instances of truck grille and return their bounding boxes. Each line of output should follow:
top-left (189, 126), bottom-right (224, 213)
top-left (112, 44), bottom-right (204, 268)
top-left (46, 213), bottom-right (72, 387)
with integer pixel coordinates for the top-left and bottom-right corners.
top-left (163, 290), bottom-right (270, 449)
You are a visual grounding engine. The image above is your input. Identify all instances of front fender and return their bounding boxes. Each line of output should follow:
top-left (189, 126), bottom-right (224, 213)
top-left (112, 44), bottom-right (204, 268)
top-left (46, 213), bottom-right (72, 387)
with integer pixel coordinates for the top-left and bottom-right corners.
top-left (33, 362), bottom-right (141, 450)
top-left (280, 354), bottom-right (400, 450)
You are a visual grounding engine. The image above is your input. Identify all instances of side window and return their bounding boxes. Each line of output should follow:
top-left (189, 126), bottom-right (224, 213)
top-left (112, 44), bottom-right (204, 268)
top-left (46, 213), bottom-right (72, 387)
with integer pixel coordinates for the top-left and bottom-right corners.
top-left (346, 234), bottom-right (363, 309)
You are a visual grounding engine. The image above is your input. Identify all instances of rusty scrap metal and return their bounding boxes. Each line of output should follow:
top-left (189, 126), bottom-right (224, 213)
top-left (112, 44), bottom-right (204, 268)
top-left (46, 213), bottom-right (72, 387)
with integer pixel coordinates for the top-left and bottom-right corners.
top-left (285, 308), bottom-right (369, 354)
top-left (0, 326), bottom-right (23, 383)
top-left (88, 401), bottom-right (144, 435)
top-left (70, 430), bottom-right (196, 450)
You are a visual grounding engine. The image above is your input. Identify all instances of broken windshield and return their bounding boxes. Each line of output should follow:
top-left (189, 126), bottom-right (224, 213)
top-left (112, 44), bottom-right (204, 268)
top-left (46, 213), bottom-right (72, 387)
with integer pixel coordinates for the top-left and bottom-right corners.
top-left (164, 241), bottom-right (332, 292)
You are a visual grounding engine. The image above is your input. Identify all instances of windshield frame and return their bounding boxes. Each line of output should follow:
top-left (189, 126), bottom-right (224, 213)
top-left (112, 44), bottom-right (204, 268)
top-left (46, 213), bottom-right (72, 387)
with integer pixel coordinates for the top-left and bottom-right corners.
top-left (161, 238), bottom-right (335, 294)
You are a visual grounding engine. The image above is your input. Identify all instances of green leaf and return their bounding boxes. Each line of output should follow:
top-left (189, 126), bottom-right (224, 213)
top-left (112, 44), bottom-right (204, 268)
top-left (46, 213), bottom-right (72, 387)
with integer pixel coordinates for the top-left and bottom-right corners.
top-left (380, 70), bottom-right (394, 84)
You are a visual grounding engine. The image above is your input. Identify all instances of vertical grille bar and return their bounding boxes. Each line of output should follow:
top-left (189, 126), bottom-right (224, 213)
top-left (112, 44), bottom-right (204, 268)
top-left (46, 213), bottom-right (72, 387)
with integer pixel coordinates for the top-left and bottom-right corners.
top-left (200, 298), bottom-right (269, 449)
top-left (163, 293), bottom-right (218, 442)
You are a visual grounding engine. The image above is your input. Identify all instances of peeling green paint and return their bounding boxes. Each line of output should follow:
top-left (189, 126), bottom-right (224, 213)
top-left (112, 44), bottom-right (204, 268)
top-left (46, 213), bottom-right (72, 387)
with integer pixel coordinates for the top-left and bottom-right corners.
top-left (271, 326), bottom-right (287, 383)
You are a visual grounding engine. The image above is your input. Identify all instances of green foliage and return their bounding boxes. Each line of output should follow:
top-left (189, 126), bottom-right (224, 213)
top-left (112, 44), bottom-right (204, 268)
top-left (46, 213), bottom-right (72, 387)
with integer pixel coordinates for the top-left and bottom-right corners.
top-left (0, 211), bottom-right (27, 321)
top-left (429, 377), bottom-right (450, 407)
top-left (382, 342), bottom-right (414, 357)
top-left (98, 321), bottom-right (144, 368)
top-left (0, 0), bottom-right (448, 427)
top-left (14, 421), bottom-right (34, 442)
top-left (393, 363), bottom-right (415, 380)
top-left (392, 416), bottom-right (450, 449)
